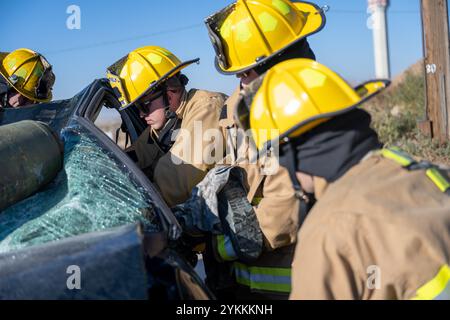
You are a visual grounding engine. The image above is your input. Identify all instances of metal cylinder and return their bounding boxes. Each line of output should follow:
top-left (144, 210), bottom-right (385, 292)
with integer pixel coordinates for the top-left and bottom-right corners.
top-left (0, 120), bottom-right (63, 212)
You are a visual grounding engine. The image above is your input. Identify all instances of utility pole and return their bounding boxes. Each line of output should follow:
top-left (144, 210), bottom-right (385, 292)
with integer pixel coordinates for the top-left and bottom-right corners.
top-left (368, 0), bottom-right (391, 79)
top-left (420, 0), bottom-right (450, 142)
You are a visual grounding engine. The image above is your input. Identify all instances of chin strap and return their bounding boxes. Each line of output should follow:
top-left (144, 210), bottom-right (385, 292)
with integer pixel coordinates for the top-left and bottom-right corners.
top-left (115, 121), bottom-right (130, 148)
top-left (281, 142), bottom-right (316, 230)
top-left (164, 106), bottom-right (176, 120)
top-left (152, 106), bottom-right (180, 153)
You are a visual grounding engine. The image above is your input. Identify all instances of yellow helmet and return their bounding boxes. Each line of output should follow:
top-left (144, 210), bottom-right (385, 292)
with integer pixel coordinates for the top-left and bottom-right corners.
top-left (236, 58), bottom-right (390, 151)
top-left (106, 46), bottom-right (199, 110)
top-left (0, 48), bottom-right (55, 103)
top-left (205, 0), bottom-right (326, 74)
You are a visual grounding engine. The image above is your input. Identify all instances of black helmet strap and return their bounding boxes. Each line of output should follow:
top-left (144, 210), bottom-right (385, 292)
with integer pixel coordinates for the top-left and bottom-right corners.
top-left (280, 142), bottom-right (316, 230)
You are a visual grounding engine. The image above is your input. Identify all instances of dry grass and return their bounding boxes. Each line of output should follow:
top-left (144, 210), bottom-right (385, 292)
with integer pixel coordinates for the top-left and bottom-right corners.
top-left (363, 61), bottom-right (450, 166)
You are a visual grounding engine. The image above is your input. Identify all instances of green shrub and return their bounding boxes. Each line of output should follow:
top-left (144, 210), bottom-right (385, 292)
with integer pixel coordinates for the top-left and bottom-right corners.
top-left (364, 66), bottom-right (450, 166)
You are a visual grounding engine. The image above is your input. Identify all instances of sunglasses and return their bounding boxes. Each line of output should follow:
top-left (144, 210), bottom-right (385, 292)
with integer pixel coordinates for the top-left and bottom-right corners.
top-left (137, 90), bottom-right (164, 115)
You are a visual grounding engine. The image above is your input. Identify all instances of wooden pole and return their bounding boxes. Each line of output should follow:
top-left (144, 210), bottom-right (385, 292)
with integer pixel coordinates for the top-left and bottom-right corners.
top-left (420, 0), bottom-right (450, 142)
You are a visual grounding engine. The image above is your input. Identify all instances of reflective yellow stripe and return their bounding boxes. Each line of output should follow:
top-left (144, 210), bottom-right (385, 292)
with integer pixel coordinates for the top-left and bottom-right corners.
top-left (252, 197), bottom-right (262, 206)
top-left (217, 234), bottom-right (237, 261)
top-left (233, 262), bottom-right (291, 293)
top-left (380, 148), bottom-right (414, 167)
top-left (380, 148), bottom-right (450, 194)
top-left (426, 168), bottom-right (450, 193)
top-left (412, 265), bottom-right (450, 300)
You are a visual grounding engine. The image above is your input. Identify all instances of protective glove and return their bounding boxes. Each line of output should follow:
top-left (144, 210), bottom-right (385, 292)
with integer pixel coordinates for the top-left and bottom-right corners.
top-left (172, 205), bottom-right (208, 253)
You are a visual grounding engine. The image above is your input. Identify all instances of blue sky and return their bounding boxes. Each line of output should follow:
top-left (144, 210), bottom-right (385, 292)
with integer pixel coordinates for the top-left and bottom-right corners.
top-left (1, 0), bottom-right (425, 100)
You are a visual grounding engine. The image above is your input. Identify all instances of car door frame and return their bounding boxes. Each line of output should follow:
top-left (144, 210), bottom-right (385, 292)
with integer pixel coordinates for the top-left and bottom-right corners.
top-left (71, 79), bottom-right (182, 241)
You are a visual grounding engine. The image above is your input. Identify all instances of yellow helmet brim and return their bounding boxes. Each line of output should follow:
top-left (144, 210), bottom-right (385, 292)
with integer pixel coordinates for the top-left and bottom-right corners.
top-left (293, 1), bottom-right (326, 40)
top-left (109, 58), bottom-right (199, 111)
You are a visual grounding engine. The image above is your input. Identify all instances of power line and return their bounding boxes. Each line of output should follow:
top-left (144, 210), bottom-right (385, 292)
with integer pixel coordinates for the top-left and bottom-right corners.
top-left (43, 10), bottom-right (420, 56)
top-left (43, 23), bottom-right (203, 56)
top-left (331, 9), bottom-right (419, 14)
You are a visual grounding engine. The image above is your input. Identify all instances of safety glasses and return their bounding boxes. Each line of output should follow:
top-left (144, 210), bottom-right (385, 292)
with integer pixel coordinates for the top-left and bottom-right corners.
top-left (136, 90), bottom-right (164, 115)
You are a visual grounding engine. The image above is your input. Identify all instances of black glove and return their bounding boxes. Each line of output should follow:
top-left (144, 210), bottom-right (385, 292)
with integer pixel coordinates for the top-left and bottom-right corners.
top-left (173, 208), bottom-right (207, 249)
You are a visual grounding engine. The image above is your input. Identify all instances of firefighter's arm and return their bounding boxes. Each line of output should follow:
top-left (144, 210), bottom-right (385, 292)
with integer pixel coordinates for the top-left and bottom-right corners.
top-left (154, 97), bottom-right (223, 207)
top-left (172, 204), bottom-right (235, 260)
top-left (289, 210), bottom-right (450, 300)
top-left (290, 212), bottom-right (363, 300)
top-left (254, 167), bottom-right (302, 250)
top-left (171, 166), bottom-right (263, 263)
top-left (154, 154), bottom-right (205, 208)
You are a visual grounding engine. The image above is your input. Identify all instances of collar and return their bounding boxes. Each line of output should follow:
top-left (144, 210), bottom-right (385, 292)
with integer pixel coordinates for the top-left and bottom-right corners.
top-left (175, 89), bottom-right (189, 119)
top-left (312, 176), bottom-right (329, 200)
top-left (219, 86), bottom-right (241, 129)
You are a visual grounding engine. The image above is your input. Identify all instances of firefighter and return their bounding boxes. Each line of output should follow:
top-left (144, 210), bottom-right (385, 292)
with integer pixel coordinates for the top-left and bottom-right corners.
top-left (0, 48), bottom-right (55, 109)
top-left (235, 58), bottom-right (450, 300)
top-left (107, 46), bottom-right (226, 207)
top-left (201, 0), bottom-right (326, 299)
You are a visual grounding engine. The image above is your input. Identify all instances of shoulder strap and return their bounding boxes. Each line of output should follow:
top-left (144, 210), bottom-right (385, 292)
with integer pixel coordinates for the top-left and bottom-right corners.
top-left (281, 143), bottom-right (316, 230)
top-left (380, 148), bottom-right (450, 195)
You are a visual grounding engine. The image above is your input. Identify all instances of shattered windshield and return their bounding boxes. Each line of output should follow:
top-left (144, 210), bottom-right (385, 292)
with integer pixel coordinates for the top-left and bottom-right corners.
top-left (0, 122), bottom-right (162, 254)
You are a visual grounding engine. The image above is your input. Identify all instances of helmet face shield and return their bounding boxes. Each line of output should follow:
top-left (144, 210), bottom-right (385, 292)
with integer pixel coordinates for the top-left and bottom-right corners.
top-left (205, 3), bottom-right (235, 70)
top-left (35, 55), bottom-right (55, 101)
top-left (107, 54), bottom-right (132, 108)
